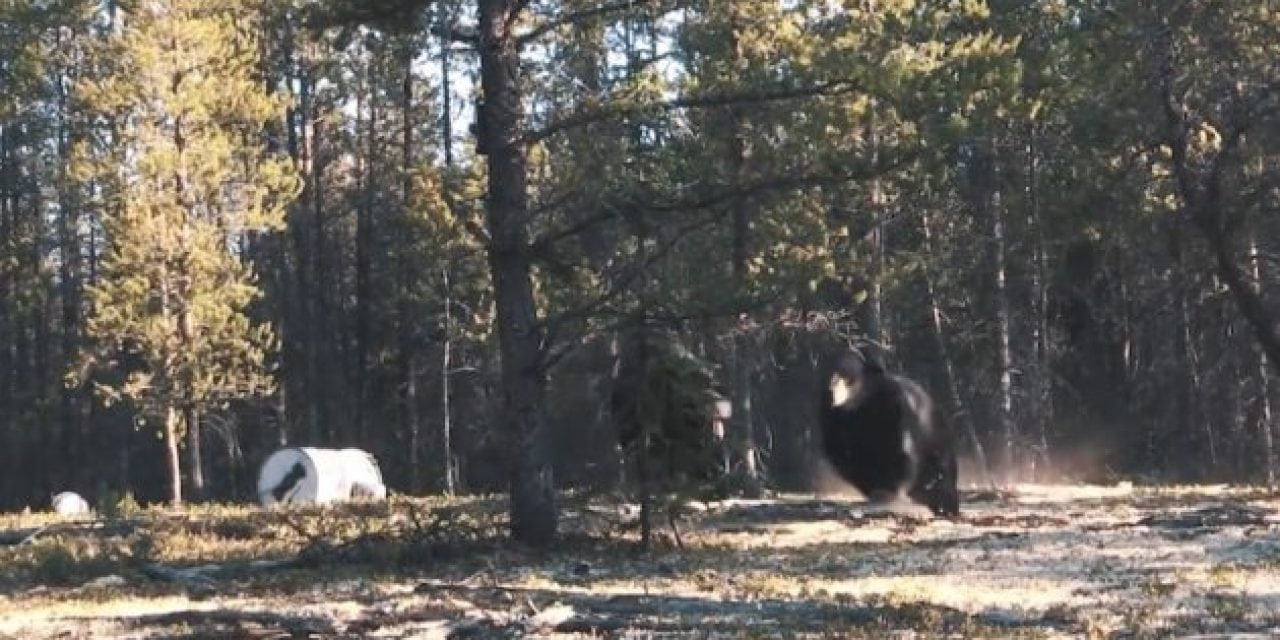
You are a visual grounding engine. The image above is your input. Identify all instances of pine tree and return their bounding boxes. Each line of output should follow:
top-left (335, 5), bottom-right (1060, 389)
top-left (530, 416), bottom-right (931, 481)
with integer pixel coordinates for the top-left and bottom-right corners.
top-left (76, 0), bottom-right (299, 506)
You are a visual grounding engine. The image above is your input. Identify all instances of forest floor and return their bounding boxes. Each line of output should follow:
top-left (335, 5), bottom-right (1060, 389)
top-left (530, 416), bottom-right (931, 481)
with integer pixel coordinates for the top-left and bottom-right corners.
top-left (2, 484), bottom-right (1280, 639)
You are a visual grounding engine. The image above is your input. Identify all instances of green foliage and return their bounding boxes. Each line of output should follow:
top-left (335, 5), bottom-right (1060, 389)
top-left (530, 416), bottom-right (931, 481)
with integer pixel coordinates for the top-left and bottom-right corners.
top-left (97, 491), bottom-right (142, 520)
top-left (69, 0), bottom-right (300, 500)
top-left (613, 328), bottom-right (724, 485)
top-left (6, 0), bottom-right (1280, 512)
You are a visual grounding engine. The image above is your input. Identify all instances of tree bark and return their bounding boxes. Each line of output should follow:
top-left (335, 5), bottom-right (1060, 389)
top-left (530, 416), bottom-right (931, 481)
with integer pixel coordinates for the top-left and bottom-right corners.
top-left (1260, 351), bottom-right (1275, 486)
top-left (1174, 237), bottom-right (1212, 472)
top-left (439, 3), bottom-right (455, 169)
top-left (1247, 232), bottom-right (1275, 485)
top-left (55, 57), bottom-right (84, 491)
top-left (1025, 127), bottom-right (1052, 479)
top-left (725, 7), bottom-right (760, 489)
top-left (399, 41), bottom-right (422, 492)
top-left (289, 58), bottom-right (321, 445)
top-left (478, 0), bottom-right (556, 546)
top-left (975, 142), bottom-right (1017, 485)
top-left (185, 405), bottom-right (205, 500)
top-left (441, 267), bottom-right (457, 495)
top-left (921, 209), bottom-right (991, 487)
top-left (166, 407), bottom-right (183, 507)
top-left (354, 68), bottom-right (376, 445)
top-left (864, 114), bottom-right (886, 362)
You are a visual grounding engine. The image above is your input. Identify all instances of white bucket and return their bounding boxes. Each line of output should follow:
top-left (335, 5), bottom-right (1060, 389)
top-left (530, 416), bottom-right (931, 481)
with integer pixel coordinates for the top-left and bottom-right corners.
top-left (51, 491), bottom-right (91, 516)
top-left (256, 447), bottom-right (388, 507)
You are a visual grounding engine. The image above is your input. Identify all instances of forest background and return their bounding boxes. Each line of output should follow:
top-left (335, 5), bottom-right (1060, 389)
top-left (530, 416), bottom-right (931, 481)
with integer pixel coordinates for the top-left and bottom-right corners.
top-left (3, 0), bottom-right (1280, 544)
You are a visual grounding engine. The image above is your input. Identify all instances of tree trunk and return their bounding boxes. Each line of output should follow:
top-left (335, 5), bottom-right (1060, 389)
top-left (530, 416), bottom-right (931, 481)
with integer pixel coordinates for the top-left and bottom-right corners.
top-left (1260, 360), bottom-right (1276, 486)
top-left (983, 148), bottom-right (1017, 484)
top-left (406, 357), bottom-right (421, 491)
top-left (55, 57), bottom-right (84, 490)
top-left (921, 209), bottom-right (991, 487)
top-left (864, 116), bottom-right (886, 362)
top-left (399, 42), bottom-right (422, 492)
top-left (1176, 260), bottom-right (1213, 473)
top-left (733, 338), bottom-right (759, 484)
top-left (185, 405), bottom-right (204, 500)
top-left (1248, 232), bottom-right (1275, 486)
top-left (725, 8), bottom-right (760, 490)
top-left (354, 72), bottom-right (375, 446)
top-left (166, 407), bottom-right (183, 507)
top-left (290, 62), bottom-right (321, 445)
top-left (1025, 127), bottom-right (1052, 479)
top-left (478, 0), bottom-right (556, 546)
top-left (438, 4), bottom-right (455, 169)
top-left (441, 267), bottom-right (457, 495)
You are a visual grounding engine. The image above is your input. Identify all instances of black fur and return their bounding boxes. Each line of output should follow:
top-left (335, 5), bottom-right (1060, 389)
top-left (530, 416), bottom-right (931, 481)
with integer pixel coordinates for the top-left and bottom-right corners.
top-left (819, 349), bottom-right (959, 516)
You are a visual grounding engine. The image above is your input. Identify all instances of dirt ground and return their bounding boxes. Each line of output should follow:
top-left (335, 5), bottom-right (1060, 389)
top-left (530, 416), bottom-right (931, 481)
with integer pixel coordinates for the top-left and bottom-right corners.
top-left (2, 484), bottom-right (1280, 638)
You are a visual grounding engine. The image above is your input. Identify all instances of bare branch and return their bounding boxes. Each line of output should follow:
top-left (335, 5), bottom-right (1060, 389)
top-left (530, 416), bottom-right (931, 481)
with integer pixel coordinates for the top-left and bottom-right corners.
top-left (646, 153), bottom-right (915, 213)
top-left (432, 23), bottom-right (479, 44)
top-left (532, 154), bottom-right (913, 368)
top-left (527, 80), bottom-right (866, 144)
top-left (526, 152), bottom-right (914, 259)
top-left (517, 0), bottom-right (680, 47)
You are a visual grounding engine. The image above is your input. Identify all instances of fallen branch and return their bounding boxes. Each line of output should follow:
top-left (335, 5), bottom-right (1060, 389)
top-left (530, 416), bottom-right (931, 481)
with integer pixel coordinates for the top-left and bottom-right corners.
top-left (114, 608), bottom-right (338, 636)
top-left (16, 524), bottom-right (53, 546)
top-left (0, 520), bottom-right (139, 546)
top-left (140, 558), bottom-right (300, 596)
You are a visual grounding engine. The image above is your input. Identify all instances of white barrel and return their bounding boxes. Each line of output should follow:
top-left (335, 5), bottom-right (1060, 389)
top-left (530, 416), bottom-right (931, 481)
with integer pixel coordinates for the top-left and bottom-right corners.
top-left (256, 447), bottom-right (387, 507)
top-left (51, 491), bottom-right (91, 516)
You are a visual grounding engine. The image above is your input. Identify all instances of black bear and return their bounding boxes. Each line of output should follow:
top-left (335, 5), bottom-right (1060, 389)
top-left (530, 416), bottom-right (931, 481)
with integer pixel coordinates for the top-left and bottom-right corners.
top-left (819, 348), bottom-right (960, 517)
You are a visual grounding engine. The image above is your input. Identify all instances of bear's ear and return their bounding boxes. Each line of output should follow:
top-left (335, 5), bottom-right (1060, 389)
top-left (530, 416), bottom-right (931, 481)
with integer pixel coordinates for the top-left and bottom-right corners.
top-left (829, 350), bottom-right (857, 377)
top-left (853, 343), bottom-right (887, 374)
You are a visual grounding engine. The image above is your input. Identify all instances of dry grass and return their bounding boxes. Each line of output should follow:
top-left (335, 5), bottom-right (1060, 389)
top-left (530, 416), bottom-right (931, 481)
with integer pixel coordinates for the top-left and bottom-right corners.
top-left (2, 485), bottom-right (1280, 638)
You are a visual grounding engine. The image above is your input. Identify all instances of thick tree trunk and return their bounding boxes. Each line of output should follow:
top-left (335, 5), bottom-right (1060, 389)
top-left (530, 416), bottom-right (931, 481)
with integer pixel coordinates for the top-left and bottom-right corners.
top-left (308, 69), bottom-right (333, 445)
top-left (478, 0), bottom-right (556, 546)
top-left (55, 61), bottom-right (84, 490)
top-left (399, 44), bottom-right (422, 492)
top-left (725, 9), bottom-right (760, 490)
top-left (354, 80), bottom-right (375, 445)
top-left (290, 64), bottom-right (321, 445)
